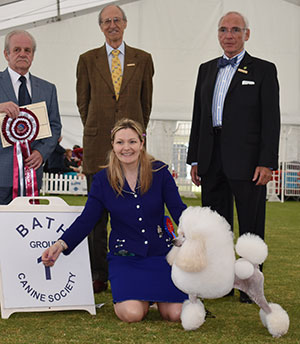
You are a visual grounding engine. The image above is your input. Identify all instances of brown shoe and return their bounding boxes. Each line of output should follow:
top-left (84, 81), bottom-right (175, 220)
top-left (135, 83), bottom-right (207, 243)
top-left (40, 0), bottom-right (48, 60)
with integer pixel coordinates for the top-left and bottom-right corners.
top-left (93, 280), bottom-right (108, 293)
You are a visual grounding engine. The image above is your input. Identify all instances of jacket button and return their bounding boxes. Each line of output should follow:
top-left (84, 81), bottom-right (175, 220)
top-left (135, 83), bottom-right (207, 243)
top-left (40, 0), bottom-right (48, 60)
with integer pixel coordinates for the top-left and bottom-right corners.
top-left (138, 217), bottom-right (142, 221)
top-left (136, 205), bottom-right (140, 209)
top-left (144, 240), bottom-right (148, 245)
top-left (141, 229), bottom-right (146, 233)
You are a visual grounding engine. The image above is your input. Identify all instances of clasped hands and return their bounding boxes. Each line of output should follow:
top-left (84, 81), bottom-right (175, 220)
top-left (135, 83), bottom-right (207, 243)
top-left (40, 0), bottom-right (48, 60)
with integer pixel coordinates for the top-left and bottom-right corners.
top-left (190, 165), bottom-right (272, 186)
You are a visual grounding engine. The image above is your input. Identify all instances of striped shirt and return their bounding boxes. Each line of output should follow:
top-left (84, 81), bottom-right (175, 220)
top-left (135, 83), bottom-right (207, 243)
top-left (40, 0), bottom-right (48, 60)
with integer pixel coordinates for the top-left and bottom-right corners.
top-left (212, 50), bottom-right (245, 127)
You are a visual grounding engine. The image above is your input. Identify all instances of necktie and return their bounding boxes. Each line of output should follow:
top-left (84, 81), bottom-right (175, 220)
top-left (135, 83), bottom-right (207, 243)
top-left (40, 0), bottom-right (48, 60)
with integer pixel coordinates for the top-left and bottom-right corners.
top-left (217, 56), bottom-right (237, 69)
top-left (111, 50), bottom-right (122, 100)
top-left (18, 75), bottom-right (32, 106)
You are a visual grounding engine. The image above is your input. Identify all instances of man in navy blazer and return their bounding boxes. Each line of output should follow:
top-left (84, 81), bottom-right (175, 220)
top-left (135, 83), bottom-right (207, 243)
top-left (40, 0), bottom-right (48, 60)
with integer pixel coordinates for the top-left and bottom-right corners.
top-left (187, 12), bottom-right (280, 302)
top-left (0, 30), bottom-right (61, 204)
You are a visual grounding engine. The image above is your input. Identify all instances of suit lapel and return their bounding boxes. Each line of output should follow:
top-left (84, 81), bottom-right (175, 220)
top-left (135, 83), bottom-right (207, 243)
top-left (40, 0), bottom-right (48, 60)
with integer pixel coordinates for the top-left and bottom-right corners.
top-left (94, 45), bottom-right (115, 94)
top-left (226, 52), bottom-right (253, 96)
top-left (121, 44), bottom-right (138, 94)
top-left (208, 58), bottom-right (220, 105)
top-left (30, 74), bottom-right (40, 103)
top-left (0, 68), bottom-right (18, 103)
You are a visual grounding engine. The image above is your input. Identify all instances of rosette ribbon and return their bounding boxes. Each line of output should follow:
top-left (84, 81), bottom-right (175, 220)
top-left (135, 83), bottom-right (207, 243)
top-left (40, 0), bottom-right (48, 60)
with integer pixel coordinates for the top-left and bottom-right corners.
top-left (2, 108), bottom-right (39, 199)
top-left (164, 215), bottom-right (177, 239)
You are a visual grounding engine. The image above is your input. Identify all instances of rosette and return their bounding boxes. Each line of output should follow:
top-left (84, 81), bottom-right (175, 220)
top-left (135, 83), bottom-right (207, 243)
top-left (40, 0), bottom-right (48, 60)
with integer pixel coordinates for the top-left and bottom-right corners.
top-left (1, 108), bottom-right (40, 199)
top-left (2, 108), bottom-right (39, 144)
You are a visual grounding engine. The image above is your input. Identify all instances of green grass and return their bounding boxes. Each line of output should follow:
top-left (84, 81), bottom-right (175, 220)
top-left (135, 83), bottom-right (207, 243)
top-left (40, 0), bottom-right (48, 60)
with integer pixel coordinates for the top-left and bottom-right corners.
top-left (0, 195), bottom-right (299, 344)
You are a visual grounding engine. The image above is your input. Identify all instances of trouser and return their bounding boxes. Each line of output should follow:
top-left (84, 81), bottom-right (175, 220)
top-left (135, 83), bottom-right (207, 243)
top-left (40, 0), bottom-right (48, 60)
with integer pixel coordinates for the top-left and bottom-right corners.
top-left (200, 132), bottom-right (266, 240)
top-left (86, 174), bottom-right (109, 282)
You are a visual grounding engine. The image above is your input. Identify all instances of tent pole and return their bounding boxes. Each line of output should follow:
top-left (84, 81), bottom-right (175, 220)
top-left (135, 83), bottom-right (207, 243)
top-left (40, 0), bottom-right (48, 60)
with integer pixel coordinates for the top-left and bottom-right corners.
top-left (57, 0), bottom-right (61, 21)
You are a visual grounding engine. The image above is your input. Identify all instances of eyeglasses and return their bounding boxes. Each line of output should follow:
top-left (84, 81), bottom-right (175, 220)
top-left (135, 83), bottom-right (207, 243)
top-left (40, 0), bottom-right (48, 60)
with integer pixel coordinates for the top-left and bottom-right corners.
top-left (218, 27), bottom-right (247, 35)
top-left (101, 17), bottom-right (123, 27)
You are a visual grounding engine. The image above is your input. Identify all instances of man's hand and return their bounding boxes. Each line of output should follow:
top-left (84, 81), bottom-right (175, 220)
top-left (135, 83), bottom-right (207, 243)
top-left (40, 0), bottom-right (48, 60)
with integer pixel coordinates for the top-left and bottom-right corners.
top-left (191, 165), bottom-right (201, 186)
top-left (252, 166), bottom-right (272, 186)
top-left (0, 101), bottom-right (20, 119)
top-left (24, 150), bottom-right (43, 170)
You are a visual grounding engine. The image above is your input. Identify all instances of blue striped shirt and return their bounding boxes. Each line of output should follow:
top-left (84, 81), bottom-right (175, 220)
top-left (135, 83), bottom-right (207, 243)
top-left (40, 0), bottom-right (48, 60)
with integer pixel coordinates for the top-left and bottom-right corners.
top-left (212, 50), bottom-right (245, 127)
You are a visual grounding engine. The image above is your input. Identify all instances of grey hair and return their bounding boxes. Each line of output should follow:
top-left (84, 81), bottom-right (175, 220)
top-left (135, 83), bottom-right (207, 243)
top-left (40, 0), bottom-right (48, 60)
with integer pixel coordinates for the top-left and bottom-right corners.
top-left (218, 11), bottom-right (249, 29)
top-left (4, 30), bottom-right (36, 53)
top-left (98, 4), bottom-right (127, 25)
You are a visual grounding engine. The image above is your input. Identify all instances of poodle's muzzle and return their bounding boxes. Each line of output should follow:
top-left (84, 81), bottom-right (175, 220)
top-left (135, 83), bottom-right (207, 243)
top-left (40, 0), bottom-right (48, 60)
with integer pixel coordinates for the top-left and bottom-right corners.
top-left (172, 236), bottom-right (185, 247)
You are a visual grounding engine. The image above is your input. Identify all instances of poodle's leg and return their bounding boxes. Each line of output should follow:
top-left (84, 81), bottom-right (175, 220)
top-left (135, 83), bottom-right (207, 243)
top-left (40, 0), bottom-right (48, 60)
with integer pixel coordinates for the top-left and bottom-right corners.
top-left (189, 294), bottom-right (198, 304)
top-left (180, 294), bottom-right (206, 331)
top-left (260, 303), bottom-right (290, 338)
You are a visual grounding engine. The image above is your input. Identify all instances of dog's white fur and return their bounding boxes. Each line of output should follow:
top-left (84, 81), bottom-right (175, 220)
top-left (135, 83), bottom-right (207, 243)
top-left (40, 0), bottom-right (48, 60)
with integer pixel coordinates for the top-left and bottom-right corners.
top-left (167, 206), bottom-right (289, 338)
top-left (259, 303), bottom-right (290, 338)
top-left (167, 206), bottom-right (235, 298)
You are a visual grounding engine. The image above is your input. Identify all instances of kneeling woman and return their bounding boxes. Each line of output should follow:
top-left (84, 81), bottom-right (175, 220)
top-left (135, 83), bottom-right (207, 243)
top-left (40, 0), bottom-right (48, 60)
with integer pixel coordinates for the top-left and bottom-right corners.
top-left (42, 118), bottom-right (187, 322)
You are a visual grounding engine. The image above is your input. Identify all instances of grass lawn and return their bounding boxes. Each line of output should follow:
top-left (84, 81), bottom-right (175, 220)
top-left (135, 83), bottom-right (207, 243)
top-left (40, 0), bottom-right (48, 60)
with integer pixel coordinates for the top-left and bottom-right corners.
top-left (0, 195), bottom-right (299, 344)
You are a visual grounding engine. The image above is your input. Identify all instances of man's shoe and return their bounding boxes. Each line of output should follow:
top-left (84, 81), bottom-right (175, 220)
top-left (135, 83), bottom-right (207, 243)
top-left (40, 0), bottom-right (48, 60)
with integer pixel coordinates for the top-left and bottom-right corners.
top-left (205, 308), bottom-right (216, 319)
top-left (239, 291), bottom-right (253, 304)
top-left (93, 280), bottom-right (108, 293)
top-left (224, 289), bottom-right (234, 297)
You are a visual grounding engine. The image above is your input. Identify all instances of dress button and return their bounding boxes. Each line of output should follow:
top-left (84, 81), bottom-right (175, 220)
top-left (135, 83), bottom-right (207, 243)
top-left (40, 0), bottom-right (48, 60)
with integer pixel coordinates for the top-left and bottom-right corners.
top-left (144, 240), bottom-right (148, 245)
top-left (138, 217), bottom-right (142, 221)
top-left (136, 205), bottom-right (140, 209)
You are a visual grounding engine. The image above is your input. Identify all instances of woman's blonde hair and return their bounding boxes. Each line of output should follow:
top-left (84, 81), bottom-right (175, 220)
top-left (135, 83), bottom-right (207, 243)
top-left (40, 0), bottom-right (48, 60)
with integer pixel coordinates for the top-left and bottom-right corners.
top-left (105, 118), bottom-right (156, 196)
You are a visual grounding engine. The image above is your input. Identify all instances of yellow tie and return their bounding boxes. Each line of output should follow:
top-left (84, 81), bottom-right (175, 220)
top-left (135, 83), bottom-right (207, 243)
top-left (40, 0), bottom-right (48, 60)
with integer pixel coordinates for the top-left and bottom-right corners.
top-left (111, 49), bottom-right (122, 100)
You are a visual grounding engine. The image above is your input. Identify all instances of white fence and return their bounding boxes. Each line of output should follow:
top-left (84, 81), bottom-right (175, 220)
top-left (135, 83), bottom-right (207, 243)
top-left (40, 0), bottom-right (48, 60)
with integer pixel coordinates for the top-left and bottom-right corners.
top-left (41, 173), bottom-right (87, 195)
top-left (41, 121), bottom-right (300, 202)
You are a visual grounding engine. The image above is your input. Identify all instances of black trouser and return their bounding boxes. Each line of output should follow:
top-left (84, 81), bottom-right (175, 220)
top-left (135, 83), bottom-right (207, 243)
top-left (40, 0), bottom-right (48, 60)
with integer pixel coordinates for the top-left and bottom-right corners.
top-left (200, 131), bottom-right (266, 240)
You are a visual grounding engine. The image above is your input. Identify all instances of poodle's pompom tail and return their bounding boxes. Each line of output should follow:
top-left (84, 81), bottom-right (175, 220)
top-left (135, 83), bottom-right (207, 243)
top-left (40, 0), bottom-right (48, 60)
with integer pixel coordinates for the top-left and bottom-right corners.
top-left (234, 258), bottom-right (254, 279)
top-left (235, 233), bottom-right (268, 265)
top-left (181, 299), bottom-right (206, 331)
top-left (259, 303), bottom-right (289, 338)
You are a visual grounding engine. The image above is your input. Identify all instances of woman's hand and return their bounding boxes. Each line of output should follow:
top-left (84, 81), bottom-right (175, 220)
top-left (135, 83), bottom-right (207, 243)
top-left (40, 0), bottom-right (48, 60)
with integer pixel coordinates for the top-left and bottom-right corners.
top-left (42, 241), bottom-right (65, 267)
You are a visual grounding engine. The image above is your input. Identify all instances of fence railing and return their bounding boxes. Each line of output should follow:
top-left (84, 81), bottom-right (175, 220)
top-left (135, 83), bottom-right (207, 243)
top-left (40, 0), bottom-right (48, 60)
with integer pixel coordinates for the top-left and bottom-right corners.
top-left (41, 162), bottom-right (300, 202)
top-left (267, 162), bottom-right (300, 202)
top-left (41, 173), bottom-right (87, 195)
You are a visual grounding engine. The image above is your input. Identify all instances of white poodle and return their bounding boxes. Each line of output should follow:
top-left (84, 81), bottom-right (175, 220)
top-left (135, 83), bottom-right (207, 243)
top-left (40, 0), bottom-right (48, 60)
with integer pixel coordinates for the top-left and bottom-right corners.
top-left (167, 206), bottom-right (289, 338)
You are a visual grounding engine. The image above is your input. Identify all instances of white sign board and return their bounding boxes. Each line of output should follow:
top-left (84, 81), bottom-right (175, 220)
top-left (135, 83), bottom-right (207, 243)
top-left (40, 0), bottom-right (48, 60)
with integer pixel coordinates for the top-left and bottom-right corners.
top-left (0, 197), bottom-right (96, 318)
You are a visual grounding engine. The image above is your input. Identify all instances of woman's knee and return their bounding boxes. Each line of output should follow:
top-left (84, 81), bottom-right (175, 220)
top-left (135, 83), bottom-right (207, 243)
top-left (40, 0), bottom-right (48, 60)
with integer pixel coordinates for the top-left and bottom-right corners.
top-left (114, 301), bottom-right (149, 323)
top-left (158, 303), bottom-right (182, 322)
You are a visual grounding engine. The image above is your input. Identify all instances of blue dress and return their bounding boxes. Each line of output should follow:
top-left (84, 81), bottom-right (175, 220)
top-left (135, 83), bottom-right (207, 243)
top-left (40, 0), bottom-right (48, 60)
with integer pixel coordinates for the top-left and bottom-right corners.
top-left (61, 161), bottom-right (188, 303)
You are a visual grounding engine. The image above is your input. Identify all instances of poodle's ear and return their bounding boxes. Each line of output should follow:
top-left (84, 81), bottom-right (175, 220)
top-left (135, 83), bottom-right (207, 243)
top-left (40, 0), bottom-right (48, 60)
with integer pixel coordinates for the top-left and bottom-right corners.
top-left (166, 246), bottom-right (180, 266)
top-left (175, 237), bottom-right (207, 272)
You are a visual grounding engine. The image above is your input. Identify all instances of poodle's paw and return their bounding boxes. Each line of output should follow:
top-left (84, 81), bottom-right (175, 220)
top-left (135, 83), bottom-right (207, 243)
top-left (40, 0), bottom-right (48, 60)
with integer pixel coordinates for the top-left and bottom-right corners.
top-left (180, 299), bottom-right (206, 331)
top-left (235, 233), bottom-right (268, 265)
top-left (259, 303), bottom-right (289, 338)
top-left (234, 258), bottom-right (254, 279)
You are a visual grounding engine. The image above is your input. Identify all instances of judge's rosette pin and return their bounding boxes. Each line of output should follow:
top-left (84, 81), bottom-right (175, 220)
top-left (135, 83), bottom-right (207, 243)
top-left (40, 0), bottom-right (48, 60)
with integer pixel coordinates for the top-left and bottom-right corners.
top-left (164, 215), bottom-right (176, 239)
top-left (2, 108), bottom-right (39, 199)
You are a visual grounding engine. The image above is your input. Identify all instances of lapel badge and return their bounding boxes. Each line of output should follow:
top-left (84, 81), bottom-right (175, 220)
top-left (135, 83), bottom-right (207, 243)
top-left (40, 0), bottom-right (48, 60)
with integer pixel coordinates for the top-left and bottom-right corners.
top-left (238, 67), bottom-right (248, 74)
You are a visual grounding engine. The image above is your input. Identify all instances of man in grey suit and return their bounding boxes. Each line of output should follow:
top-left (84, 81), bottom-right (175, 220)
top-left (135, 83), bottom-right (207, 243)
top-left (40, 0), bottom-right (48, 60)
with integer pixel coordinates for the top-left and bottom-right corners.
top-left (0, 30), bottom-right (61, 205)
top-left (76, 4), bottom-right (154, 293)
